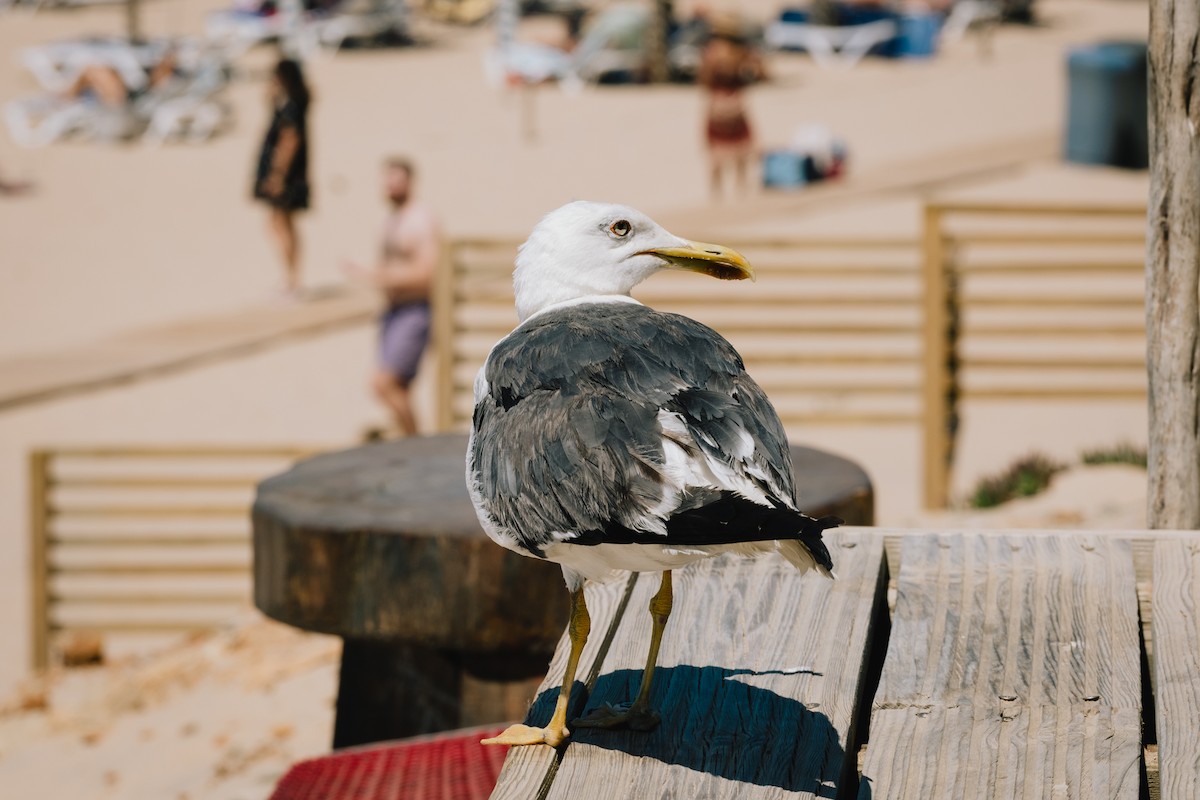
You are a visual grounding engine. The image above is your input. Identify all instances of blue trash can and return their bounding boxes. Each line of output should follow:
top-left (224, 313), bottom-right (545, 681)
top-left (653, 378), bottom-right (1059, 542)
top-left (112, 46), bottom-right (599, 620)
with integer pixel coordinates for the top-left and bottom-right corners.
top-left (1064, 41), bottom-right (1148, 169)
top-left (763, 151), bottom-right (808, 190)
top-left (894, 11), bottom-right (941, 58)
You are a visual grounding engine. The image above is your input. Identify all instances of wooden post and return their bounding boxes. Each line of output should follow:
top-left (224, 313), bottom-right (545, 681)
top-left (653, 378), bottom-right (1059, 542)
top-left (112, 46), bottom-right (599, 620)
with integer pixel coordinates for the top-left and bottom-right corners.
top-left (124, 0), bottom-right (142, 43)
top-left (1146, 1), bottom-right (1200, 529)
top-left (646, 0), bottom-right (672, 83)
top-left (29, 450), bottom-right (51, 670)
top-left (433, 245), bottom-right (457, 432)
top-left (922, 204), bottom-right (950, 508)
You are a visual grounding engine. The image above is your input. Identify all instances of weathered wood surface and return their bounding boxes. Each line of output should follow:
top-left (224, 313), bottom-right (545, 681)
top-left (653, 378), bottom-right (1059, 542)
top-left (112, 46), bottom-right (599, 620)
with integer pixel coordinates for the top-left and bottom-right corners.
top-left (1146, 0), bottom-right (1200, 528)
top-left (253, 434), bottom-right (571, 652)
top-left (860, 533), bottom-right (1142, 799)
top-left (491, 529), bottom-right (887, 800)
top-left (1152, 537), bottom-right (1200, 799)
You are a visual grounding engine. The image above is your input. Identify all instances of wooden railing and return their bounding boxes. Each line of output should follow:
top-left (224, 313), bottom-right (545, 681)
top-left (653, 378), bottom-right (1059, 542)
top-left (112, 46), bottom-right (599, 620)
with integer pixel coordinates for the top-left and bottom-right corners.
top-left (434, 236), bottom-right (924, 432)
top-left (28, 445), bottom-right (315, 669)
top-left (921, 202), bottom-right (1147, 507)
top-left (439, 207), bottom-right (1149, 511)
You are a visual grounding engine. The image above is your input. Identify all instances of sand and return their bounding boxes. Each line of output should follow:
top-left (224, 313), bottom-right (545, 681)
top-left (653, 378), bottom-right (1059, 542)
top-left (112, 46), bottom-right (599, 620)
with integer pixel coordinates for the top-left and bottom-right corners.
top-left (0, 0), bottom-right (1153, 794)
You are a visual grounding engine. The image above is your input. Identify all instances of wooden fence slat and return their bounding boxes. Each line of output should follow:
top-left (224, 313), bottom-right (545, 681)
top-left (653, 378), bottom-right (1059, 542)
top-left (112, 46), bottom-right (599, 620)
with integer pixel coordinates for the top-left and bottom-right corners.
top-left (500, 530), bottom-right (886, 800)
top-left (860, 533), bottom-right (1142, 799)
top-left (1152, 537), bottom-right (1200, 800)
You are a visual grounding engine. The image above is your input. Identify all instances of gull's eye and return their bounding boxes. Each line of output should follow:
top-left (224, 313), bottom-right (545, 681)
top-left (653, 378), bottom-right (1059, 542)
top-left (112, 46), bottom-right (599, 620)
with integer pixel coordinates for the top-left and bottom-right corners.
top-left (609, 219), bottom-right (632, 238)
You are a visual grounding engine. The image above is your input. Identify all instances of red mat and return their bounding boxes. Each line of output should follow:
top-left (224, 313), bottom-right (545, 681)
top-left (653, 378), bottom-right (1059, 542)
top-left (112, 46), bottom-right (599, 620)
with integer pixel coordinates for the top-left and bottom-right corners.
top-left (269, 726), bottom-right (511, 800)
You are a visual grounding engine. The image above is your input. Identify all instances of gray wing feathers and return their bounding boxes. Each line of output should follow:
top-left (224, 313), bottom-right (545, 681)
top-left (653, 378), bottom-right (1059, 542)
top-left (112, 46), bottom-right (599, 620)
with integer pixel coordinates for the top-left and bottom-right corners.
top-left (470, 302), bottom-right (795, 553)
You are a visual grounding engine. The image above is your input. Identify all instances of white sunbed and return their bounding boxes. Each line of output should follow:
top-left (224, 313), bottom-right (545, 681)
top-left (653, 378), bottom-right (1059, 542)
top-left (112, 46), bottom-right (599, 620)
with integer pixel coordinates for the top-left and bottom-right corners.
top-left (765, 18), bottom-right (898, 68)
top-left (139, 54), bottom-right (233, 145)
top-left (940, 0), bottom-right (1001, 44)
top-left (5, 43), bottom-right (233, 147)
top-left (3, 93), bottom-right (140, 146)
top-left (311, 0), bottom-right (409, 51)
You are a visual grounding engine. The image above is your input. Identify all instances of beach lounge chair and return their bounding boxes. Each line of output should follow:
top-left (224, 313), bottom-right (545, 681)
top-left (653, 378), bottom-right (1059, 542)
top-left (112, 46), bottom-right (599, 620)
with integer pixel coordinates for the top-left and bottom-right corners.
top-left (765, 16), bottom-right (898, 68)
top-left (4, 93), bottom-right (138, 146)
top-left (941, 0), bottom-right (1001, 43)
top-left (18, 36), bottom-right (155, 92)
top-left (310, 0), bottom-right (409, 50)
top-left (6, 44), bottom-right (233, 146)
top-left (140, 53), bottom-right (233, 144)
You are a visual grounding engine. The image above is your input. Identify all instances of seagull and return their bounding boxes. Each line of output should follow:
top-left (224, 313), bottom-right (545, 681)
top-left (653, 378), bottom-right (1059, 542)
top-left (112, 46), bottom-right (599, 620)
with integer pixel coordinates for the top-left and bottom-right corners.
top-left (467, 201), bottom-right (840, 747)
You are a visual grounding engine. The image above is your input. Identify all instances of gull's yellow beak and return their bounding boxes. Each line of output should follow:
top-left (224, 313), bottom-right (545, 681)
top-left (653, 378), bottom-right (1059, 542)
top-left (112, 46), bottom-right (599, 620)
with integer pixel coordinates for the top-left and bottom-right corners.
top-left (639, 241), bottom-right (756, 282)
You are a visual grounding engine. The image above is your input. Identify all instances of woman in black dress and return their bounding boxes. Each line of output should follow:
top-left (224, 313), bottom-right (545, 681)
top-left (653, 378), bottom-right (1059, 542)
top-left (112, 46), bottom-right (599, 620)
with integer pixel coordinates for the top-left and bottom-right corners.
top-left (254, 58), bottom-right (310, 297)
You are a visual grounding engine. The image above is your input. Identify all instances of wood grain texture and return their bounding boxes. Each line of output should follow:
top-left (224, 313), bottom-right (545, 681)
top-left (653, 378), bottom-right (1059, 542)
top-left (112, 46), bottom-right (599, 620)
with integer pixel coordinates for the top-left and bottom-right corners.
top-left (1147, 0), bottom-right (1200, 528)
top-left (860, 533), bottom-right (1142, 799)
top-left (253, 434), bottom-right (571, 651)
top-left (1152, 537), bottom-right (1200, 799)
top-left (489, 575), bottom-right (638, 800)
top-left (493, 530), bottom-right (886, 800)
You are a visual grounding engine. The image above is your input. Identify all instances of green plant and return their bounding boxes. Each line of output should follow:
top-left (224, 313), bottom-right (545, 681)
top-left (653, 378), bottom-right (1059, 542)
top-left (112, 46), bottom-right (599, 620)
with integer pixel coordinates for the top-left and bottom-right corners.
top-left (1080, 442), bottom-right (1148, 468)
top-left (969, 453), bottom-right (1066, 509)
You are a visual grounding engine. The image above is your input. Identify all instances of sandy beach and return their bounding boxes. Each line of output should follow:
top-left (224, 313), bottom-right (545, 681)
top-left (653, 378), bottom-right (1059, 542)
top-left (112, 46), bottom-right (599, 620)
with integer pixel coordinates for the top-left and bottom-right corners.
top-left (0, 0), bottom-right (1154, 795)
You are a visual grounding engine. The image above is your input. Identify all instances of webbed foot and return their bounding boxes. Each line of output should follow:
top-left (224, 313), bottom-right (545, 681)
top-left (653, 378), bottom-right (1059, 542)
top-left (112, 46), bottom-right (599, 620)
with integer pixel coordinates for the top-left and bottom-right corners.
top-left (480, 723), bottom-right (569, 747)
top-left (572, 702), bottom-right (662, 732)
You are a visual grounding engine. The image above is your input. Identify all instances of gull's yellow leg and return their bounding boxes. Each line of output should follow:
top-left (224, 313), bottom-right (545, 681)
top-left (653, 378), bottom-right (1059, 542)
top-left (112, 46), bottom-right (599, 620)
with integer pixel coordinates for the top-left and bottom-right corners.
top-left (575, 570), bottom-right (672, 732)
top-left (481, 587), bottom-right (590, 747)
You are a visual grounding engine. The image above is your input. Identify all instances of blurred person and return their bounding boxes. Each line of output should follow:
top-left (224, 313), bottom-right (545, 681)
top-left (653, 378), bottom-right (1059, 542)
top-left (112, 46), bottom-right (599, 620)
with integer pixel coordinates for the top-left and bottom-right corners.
top-left (699, 14), bottom-right (764, 199)
top-left (254, 58), bottom-right (311, 298)
top-left (0, 163), bottom-right (32, 196)
top-left (341, 158), bottom-right (442, 436)
top-left (60, 48), bottom-right (181, 110)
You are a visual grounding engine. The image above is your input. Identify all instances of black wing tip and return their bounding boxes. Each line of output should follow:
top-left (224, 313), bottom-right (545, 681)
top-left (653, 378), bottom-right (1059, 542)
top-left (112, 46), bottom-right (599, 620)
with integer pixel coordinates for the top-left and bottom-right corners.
top-left (802, 514), bottom-right (844, 535)
top-left (799, 514), bottom-right (842, 573)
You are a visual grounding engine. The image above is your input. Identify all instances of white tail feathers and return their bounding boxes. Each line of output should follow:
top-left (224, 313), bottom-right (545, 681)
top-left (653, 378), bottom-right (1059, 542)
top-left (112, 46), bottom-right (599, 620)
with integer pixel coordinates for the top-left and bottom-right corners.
top-left (779, 539), bottom-right (835, 579)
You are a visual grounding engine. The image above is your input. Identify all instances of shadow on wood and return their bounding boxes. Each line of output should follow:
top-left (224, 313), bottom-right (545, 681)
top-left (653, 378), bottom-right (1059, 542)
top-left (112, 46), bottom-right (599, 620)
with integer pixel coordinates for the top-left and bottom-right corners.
top-left (527, 665), bottom-right (843, 797)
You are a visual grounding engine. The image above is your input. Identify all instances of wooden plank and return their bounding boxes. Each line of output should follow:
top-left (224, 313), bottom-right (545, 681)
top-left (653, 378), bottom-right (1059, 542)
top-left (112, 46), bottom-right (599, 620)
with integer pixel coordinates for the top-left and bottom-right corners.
top-left (45, 446), bottom-right (314, 459)
top-left (1152, 537), bottom-right (1200, 800)
top-left (860, 532), bottom-right (1142, 799)
top-left (490, 575), bottom-right (638, 800)
top-left (50, 592), bottom-right (248, 605)
top-left (957, 261), bottom-right (1145, 274)
top-left (51, 476), bottom-right (262, 489)
top-left (29, 450), bottom-right (51, 670)
top-left (48, 621), bottom-right (230, 634)
top-left (965, 323), bottom-right (1145, 336)
top-left (922, 205), bottom-right (951, 508)
top-left (49, 563), bottom-right (250, 575)
top-left (515, 530), bottom-right (886, 800)
top-left (963, 387), bottom-right (1147, 400)
top-left (456, 290), bottom-right (920, 307)
top-left (49, 505), bottom-right (250, 518)
top-left (955, 233), bottom-right (1145, 245)
top-left (965, 296), bottom-right (1144, 309)
top-left (931, 201), bottom-right (1145, 216)
top-left (961, 357), bottom-right (1146, 370)
top-left (434, 248), bottom-right (459, 431)
top-left (50, 534), bottom-right (249, 547)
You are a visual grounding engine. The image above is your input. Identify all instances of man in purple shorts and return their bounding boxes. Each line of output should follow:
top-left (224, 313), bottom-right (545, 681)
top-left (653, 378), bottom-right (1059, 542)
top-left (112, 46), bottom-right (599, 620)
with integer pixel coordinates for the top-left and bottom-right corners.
top-left (342, 157), bottom-right (442, 436)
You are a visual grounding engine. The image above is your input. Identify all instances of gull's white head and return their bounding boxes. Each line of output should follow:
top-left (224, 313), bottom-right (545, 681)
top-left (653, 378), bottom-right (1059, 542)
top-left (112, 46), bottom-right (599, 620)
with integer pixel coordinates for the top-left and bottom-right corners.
top-left (513, 201), bottom-right (754, 321)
